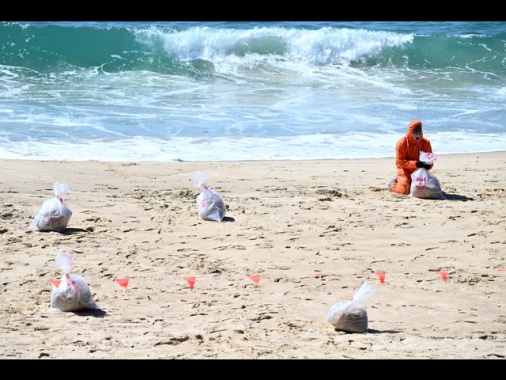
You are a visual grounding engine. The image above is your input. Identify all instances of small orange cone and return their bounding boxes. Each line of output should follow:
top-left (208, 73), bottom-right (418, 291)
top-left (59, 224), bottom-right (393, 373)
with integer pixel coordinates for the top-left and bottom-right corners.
top-left (49, 279), bottom-right (61, 287)
top-left (440, 271), bottom-right (448, 282)
top-left (248, 274), bottom-right (261, 284)
top-left (184, 276), bottom-right (196, 290)
top-left (374, 272), bottom-right (386, 284)
top-left (115, 278), bottom-right (129, 289)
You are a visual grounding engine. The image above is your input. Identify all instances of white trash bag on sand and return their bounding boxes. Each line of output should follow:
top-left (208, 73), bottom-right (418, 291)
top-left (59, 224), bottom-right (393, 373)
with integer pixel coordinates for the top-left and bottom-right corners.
top-left (29, 182), bottom-right (72, 231)
top-left (410, 168), bottom-right (445, 199)
top-left (50, 252), bottom-right (97, 312)
top-left (410, 151), bottom-right (446, 200)
top-left (192, 171), bottom-right (226, 222)
top-left (327, 282), bottom-right (375, 333)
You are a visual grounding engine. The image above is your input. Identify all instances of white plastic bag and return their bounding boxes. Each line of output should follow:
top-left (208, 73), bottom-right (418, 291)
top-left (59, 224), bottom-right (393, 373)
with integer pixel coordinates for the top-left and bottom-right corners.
top-left (419, 151), bottom-right (437, 165)
top-left (29, 182), bottom-right (72, 231)
top-left (50, 252), bottom-right (96, 312)
top-left (410, 168), bottom-right (445, 199)
top-left (192, 171), bottom-right (226, 222)
top-left (327, 282), bottom-right (375, 333)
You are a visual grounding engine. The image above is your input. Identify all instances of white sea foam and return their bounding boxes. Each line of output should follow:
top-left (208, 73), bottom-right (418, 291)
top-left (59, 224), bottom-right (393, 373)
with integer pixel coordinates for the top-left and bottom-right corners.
top-left (1, 132), bottom-right (504, 162)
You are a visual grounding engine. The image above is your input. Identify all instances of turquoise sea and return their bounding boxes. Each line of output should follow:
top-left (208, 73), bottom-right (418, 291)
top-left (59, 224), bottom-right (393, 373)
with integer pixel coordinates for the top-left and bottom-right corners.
top-left (1, 21), bottom-right (505, 162)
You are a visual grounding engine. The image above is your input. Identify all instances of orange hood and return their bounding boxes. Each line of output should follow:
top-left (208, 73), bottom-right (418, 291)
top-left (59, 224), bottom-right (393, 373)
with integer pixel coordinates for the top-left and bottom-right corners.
top-left (407, 119), bottom-right (423, 143)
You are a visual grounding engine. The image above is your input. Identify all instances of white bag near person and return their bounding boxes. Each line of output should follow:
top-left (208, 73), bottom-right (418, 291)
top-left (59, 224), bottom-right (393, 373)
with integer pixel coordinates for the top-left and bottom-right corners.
top-left (327, 282), bottom-right (375, 333)
top-left (50, 252), bottom-right (96, 312)
top-left (419, 151), bottom-right (437, 165)
top-left (410, 151), bottom-right (445, 199)
top-left (29, 182), bottom-right (72, 231)
top-left (410, 168), bottom-right (445, 199)
top-left (192, 171), bottom-right (226, 222)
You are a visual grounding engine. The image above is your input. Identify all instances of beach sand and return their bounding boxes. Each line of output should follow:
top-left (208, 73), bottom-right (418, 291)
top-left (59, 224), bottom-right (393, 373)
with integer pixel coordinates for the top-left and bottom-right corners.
top-left (0, 152), bottom-right (505, 359)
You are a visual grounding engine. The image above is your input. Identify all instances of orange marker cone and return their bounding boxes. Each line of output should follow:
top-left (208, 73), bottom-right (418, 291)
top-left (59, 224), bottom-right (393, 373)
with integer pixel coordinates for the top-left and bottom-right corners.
top-left (184, 276), bottom-right (196, 290)
top-left (440, 271), bottom-right (448, 282)
top-left (115, 278), bottom-right (129, 289)
top-left (248, 274), bottom-right (261, 284)
top-left (49, 279), bottom-right (61, 287)
top-left (374, 272), bottom-right (386, 284)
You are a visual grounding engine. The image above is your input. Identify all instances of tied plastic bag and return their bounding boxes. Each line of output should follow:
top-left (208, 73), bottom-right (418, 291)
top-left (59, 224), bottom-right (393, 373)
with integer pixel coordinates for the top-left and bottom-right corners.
top-left (29, 182), bottom-right (72, 231)
top-left (327, 282), bottom-right (375, 333)
top-left (50, 252), bottom-right (96, 312)
top-left (410, 168), bottom-right (445, 199)
top-left (410, 151), bottom-right (445, 199)
top-left (192, 171), bottom-right (226, 222)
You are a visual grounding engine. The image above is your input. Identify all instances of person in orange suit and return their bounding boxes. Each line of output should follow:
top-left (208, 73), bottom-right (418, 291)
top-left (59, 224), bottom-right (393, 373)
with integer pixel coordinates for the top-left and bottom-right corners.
top-left (388, 120), bottom-right (433, 195)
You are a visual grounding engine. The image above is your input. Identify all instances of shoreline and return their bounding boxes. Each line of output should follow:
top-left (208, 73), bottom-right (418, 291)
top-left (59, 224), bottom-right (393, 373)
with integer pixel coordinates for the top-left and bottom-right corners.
top-left (1, 149), bottom-right (504, 164)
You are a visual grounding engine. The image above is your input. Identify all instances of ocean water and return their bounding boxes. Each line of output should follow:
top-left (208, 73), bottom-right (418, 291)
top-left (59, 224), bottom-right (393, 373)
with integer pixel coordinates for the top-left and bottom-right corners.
top-left (1, 21), bottom-right (505, 162)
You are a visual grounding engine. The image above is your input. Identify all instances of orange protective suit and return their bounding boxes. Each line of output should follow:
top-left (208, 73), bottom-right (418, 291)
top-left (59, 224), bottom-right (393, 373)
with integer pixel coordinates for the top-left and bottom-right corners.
top-left (390, 120), bottom-right (433, 195)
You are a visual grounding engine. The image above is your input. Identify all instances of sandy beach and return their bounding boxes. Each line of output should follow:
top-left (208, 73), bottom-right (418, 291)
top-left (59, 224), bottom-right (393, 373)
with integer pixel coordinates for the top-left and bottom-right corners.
top-left (1, 152), bottom-right (505, 359)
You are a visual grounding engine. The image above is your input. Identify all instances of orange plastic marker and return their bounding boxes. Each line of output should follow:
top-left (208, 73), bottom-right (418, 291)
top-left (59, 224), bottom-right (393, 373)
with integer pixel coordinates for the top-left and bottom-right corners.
top-left (184, 276), bottom-right (196, 290)
top-left (247, 274), bottom-right (261, 284)
top-left (115, 278), bottom-right (129, 289)
top-left (48, 279), bottom-right (61, 287)
top-left (374, 272), bottom-right (386, 284)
